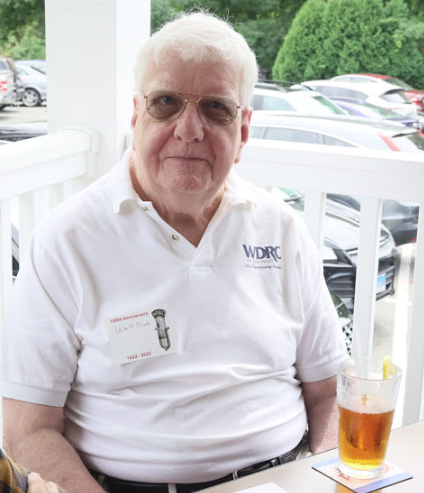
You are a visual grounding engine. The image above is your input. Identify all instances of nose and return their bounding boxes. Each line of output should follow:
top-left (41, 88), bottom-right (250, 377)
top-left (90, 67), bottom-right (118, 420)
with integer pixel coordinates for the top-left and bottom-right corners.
top-left (173, 100), bottom-right (205, 142)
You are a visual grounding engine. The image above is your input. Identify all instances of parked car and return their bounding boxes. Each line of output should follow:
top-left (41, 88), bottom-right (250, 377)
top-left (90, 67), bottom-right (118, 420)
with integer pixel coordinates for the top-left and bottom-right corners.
top-left (275, 188), bottom-right (397, 314)
top-left (0, 57), bottom-right (20, 110)
top-left (255, 81), bottom-right (289, 93)
top-left (331, 290), bottom-right (353, 355)
top-left (252, 86), bottom-right (347, 116)
top-left (16, 59), bottom-right (46, 74)
top-left (331, 73), bottom-right (424, 113)
top-left (302, 79), bottom-right (417, 119)
top-left (250, 113), bottom-right (424, 152)
top-left (334, 99), bottom-right (423, 131)
top-left (15, 61), bottom-right (47, 107)
top-left (326, 194), bottom-right (419, 246)
top-left (250, 114), bottom-right (423, 245)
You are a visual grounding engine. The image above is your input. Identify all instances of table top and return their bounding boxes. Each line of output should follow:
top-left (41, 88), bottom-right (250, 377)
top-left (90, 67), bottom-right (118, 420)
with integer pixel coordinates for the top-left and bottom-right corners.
top-left (200, 420), bottom-right (424, 492)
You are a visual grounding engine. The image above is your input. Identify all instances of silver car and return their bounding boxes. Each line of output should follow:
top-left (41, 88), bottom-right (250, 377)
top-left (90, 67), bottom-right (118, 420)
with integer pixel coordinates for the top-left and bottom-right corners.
top-left (251, 86), bottom-right (347, 117)
top-left (250, 112), bottom-right (424, 151)
top-left (15, 61), bottom-right (47, 107)
top-left (302, 79), bottom-right (417, 119)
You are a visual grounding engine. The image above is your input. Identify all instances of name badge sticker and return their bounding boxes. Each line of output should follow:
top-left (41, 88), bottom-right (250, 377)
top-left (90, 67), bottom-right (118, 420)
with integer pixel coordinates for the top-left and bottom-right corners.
top-left (105, 308), bottom-right (177, 365)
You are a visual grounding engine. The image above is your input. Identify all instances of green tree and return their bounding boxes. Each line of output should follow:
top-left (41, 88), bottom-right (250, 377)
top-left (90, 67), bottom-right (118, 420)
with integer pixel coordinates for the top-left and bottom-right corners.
top-left (272, 0), bottom-right (327, 81)
top-left (0, 0), bottom-right (45, 59)
top-left (403, 0), bottom-right (424, 20)
top-left (151, 0), bottom-right (187, 32)
top-left (151, 0), bottom-right (307, 76)
top-left (272, 0), bottom-right (424, 88)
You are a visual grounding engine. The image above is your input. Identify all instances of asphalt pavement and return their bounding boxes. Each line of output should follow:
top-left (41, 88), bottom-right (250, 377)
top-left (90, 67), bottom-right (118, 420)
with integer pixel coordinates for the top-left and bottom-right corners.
top-left (0, 104), bottom-right (47, 124)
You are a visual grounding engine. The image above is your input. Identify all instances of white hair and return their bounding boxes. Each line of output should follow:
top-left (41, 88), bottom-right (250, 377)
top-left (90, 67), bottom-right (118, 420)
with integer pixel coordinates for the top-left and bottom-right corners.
top-left (134, 12), bottom-right (258, 106)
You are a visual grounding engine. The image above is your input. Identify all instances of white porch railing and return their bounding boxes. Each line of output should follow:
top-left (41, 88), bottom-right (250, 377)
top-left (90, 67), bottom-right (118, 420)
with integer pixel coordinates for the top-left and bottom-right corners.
top-left (0, 127), bottom-right (99, 321)
top-left (1, 135), bottom-right (423, 429)
top-left (238, 139), bottom-right (424, 427)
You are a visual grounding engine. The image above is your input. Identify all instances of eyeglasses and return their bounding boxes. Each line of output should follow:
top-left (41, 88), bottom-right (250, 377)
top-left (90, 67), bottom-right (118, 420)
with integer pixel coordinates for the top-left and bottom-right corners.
top-left (143, 90), bottom-right (241, 126)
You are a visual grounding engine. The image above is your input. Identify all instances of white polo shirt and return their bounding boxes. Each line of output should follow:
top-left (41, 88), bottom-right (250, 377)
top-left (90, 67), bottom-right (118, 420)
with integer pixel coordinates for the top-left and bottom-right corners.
top-left (1, 150), bottom-right (347, 483)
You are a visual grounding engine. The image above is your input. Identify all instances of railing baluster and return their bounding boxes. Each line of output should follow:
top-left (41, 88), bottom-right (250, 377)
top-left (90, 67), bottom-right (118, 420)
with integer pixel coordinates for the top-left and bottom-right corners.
top-left (352, 197), bottom-right (382, 357)
top-left (18, 192), bottom-right (36, 264)
top-left (303, 190), bottom-right (327, 251)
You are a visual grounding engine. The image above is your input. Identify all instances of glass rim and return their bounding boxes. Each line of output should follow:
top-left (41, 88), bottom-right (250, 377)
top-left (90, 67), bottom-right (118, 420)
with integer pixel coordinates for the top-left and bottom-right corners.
top-left (337, 356), bottom-right (402, 382)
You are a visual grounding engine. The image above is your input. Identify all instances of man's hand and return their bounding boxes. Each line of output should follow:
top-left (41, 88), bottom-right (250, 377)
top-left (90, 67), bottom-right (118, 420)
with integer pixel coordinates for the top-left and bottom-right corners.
top-left (28, 472), bottom-right (62, 493)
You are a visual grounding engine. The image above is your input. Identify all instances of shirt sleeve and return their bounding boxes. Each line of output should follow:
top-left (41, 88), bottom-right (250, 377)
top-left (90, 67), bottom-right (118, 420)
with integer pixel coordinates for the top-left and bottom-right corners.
top-left (1, 229), bottom-right (80, 407)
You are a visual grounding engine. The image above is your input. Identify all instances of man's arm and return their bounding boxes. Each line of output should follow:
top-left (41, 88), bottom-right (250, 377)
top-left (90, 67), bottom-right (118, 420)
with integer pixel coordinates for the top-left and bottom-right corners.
top-left (2, 398), bottom-right (105, 493)
top-left (301, 376), bottom-right (339, 454)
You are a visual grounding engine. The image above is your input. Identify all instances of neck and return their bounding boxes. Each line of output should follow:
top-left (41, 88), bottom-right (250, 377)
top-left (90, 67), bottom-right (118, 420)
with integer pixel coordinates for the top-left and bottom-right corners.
top-left (130, 166), bottom-right (224, 247)
top-left (158, 191), bottom-right (224, 246)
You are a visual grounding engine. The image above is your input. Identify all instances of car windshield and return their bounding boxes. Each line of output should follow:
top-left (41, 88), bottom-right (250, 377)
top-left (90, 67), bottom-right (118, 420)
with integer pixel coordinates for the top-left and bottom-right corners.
top-left (385, 77), bottom-right (413, 90)
top-left (381, 89), bottom-right (411, 104)
top-left (31, 65), bottom-right (46, 75)
top-left (289, 94), bottom-right (346, 115)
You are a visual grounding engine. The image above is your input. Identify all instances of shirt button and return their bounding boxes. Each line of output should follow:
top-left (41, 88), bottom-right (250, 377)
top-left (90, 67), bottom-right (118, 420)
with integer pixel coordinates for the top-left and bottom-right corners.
top-left (141, 206), bottom-right (148, 211)
top-left (172, 234), bottom-right (180, 241)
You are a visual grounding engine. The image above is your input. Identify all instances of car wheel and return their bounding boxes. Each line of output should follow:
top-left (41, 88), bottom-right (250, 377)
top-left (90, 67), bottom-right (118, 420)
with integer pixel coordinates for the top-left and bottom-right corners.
top-left (22, 88), bottom-right (41, 107)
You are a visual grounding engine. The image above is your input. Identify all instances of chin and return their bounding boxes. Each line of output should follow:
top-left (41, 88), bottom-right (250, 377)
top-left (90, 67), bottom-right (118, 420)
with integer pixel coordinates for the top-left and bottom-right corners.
top-left (171, 176), bottom-right (207, 192)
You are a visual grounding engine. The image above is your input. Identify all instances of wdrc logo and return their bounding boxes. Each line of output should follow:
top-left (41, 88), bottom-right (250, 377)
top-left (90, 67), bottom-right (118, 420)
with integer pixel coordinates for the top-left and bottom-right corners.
top-left (242, 244), bottom-right (282, 269)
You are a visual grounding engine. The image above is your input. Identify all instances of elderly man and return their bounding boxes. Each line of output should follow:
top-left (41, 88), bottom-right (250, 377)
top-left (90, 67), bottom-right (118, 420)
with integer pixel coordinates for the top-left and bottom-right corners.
top-left (2, 12), bottom-right (347, 493)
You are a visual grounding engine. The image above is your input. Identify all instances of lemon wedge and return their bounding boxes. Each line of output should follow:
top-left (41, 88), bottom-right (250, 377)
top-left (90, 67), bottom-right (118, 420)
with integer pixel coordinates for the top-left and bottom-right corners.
top-left (383, 355), bottom-right (394, 379)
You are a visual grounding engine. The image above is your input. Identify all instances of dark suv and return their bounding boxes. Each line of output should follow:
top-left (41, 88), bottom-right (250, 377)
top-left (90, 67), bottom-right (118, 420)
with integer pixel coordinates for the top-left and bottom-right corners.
top-left (0, 57), bottom-right (21, 110)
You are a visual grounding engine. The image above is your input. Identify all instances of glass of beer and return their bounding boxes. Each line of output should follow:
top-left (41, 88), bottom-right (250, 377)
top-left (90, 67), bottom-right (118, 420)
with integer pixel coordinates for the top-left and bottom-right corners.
top-left (337, 357), bottom-right (402, 479)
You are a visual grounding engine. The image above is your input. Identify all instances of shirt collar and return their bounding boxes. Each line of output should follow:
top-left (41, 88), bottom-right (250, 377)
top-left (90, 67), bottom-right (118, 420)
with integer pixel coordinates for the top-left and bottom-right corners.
top-left (225, 169), bottom-right (257, 207)
top-left (108, 147), bottom-right (149, 213)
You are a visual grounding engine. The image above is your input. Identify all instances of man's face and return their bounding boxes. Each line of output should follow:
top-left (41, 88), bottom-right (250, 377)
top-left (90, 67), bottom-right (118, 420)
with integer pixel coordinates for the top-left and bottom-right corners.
top-left (130, 52), bottom-right (251, 213)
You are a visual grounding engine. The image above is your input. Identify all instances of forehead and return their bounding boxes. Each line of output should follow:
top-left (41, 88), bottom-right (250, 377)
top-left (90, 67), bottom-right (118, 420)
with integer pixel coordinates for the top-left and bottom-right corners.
top-left (145, 51), bottom-right (241, 99)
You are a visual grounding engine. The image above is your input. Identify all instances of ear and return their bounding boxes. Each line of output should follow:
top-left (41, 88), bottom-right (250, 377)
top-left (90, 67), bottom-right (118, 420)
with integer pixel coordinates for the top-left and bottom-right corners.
top-left (131, 95), bottom-right (140, 128)
top-left (234, 107), bottom-right (253, 164)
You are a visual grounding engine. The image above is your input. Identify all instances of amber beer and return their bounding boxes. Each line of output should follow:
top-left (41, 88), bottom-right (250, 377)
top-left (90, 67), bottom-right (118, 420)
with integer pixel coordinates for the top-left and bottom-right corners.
top-left (338, 394), bottom-right (394, 472)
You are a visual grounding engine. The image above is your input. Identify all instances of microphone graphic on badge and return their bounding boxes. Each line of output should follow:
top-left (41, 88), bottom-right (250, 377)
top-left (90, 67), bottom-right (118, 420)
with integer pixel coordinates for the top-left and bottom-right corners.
top-left (151, 309), bottom-right (171, 351)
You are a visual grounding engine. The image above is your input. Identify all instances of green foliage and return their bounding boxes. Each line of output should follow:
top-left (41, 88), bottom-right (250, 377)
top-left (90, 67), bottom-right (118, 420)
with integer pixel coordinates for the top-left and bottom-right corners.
top-left (0, 0), bottom-right (45, 59)
top-left (403, 0), bottom-right (424, 20)
top-left (151, 0), bottom-right (187, 32)
top-left (237, 18), bottom-right (286, 74)
top-left (151, 0), bottom-right (307, 76)
top-left (272, 0), bottom-right (424, 89)
top-left (272, 0), bottom-right (327, 81)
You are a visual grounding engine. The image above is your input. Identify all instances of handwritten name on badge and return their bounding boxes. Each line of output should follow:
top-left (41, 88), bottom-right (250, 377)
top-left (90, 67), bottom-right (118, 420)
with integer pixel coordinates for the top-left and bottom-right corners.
top-left (105, 308), bottom-right (177, 365)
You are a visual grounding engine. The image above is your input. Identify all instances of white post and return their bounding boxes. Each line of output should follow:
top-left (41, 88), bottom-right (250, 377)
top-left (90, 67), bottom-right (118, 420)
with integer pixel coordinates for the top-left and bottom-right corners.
top-left (44, 0), bottom-right (151, 178)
